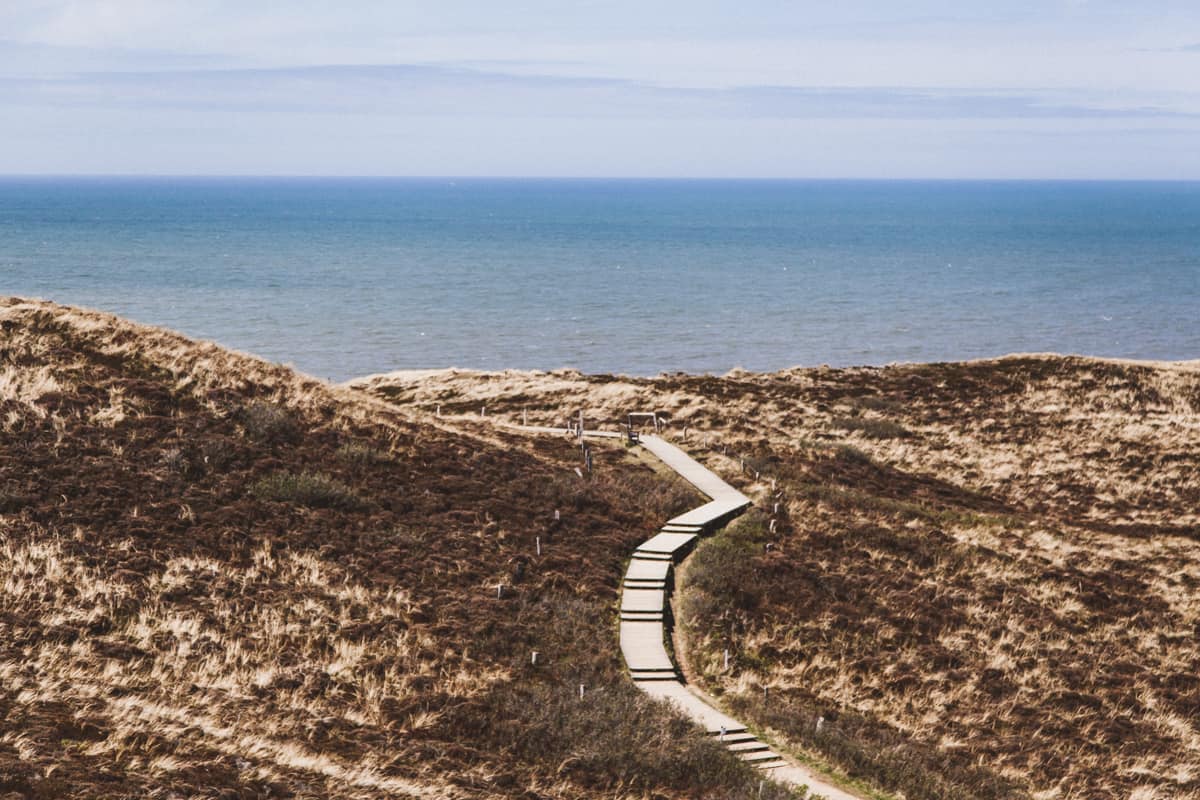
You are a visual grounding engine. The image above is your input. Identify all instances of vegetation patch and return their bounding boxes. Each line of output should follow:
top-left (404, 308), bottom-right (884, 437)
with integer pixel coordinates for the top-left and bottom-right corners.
top-left (335, 440), bottom-right (393, 466)
top-left (240, 400), bottom-right (298, 443)
top-left (830, 414), bottom-right (912, 439)
top-left (390, 356), bottom-right (1200, 799)
top-left (250, 470), bottom-right (363, 510)
top-left (0, 298), bottom-right (796, 799)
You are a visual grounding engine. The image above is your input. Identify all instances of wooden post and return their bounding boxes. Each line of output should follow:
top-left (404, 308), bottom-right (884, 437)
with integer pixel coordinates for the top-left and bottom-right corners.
top-left (523, 407), bottom-right (528, 426)
top-left (724, 649), bottom-right (730, 671)
top-left (579, 684), bottom-right (585, 700)
top-left (578, 409), bottom-right (584, 442)
top-left (436, 404), bottom-right (441, 417)
top-left (496, 584), bottom-right (503, 599)
top-left (536, 536), bottom-right (541, 556)
top-left (531, 651), bottom-right (538, 666)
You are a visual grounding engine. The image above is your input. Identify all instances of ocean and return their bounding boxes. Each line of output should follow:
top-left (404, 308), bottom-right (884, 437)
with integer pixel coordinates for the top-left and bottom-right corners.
top-left (2, 177), bottom-right (1197, 381)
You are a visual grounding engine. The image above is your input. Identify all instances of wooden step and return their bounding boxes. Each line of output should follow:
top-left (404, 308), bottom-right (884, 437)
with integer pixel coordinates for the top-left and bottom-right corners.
top-left (705, 725), bottom-right (747, 737)
top-left (622, 578), bottom-right (666, 589)
top-left (726, 740), bottom-right (768, 753)
top-left (661, 523), bottom-right (704, 533)
top-left (717, 732), bottom-right (757, 745)
top-left (630, 551), bottom-right (673, 562)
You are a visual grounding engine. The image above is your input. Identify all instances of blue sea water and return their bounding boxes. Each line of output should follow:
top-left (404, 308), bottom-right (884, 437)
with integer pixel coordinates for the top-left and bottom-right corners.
top-left (1, 177), bottom-right (1198, 381)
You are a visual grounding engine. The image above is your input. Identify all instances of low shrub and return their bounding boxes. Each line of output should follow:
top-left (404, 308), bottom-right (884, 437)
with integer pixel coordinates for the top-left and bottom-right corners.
top-left (250, 470), bottom-right (362, 510)
top-left (335, 441), bottom-right (392, 466)
top-left (240, 401), bottom-right (298, 444)
top-left (831, 415), bottom-right (912, 440)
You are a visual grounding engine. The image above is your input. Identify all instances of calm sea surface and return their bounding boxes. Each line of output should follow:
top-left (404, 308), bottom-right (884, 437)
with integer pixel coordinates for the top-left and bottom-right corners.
top-left (2, 178), bottom-right (1198, 381)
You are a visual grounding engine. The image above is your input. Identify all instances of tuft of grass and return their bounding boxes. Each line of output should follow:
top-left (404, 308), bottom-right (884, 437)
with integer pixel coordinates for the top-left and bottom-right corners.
top-left (831, 415), bottom-right (912, 440)
top-left (250, 470), bottom-right (363, 510)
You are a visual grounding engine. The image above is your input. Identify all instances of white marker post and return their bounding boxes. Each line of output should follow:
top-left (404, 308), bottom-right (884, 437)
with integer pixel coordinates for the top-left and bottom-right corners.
top-left (536, 536), bottom-right (541, 556)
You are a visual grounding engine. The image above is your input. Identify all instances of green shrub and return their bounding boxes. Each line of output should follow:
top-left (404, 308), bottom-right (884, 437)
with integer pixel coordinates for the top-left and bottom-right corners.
top-left (250, 471), bottom-right (362, 510)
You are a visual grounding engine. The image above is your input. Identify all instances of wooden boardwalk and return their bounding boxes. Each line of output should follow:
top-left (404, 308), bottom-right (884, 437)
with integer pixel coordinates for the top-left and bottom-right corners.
top-left (623, 435), bottom-right (863, 799)
top-left (511, 424), bottom-right (861, 799)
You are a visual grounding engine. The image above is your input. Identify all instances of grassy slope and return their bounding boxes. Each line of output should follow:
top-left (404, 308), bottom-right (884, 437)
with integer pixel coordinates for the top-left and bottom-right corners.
top-left (0, 299), bottom-right (794, 800)
top-left (355, 359), bottom-right (1200, 800)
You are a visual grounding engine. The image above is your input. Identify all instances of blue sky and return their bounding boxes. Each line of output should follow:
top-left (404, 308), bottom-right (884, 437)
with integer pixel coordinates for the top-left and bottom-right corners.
top-left (2, 1), bottom-right (1199, 177)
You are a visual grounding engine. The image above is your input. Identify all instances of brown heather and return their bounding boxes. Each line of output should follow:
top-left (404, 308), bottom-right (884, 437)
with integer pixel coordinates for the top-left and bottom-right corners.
top-left (0, 298), bottom-right (799, 800)
top-left (356, 356), bottom-right (1200, 799)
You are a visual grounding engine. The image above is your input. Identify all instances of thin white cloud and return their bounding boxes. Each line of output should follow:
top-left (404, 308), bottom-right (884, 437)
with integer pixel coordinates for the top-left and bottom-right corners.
top-left (0, 63), bottom-right (1194, 120)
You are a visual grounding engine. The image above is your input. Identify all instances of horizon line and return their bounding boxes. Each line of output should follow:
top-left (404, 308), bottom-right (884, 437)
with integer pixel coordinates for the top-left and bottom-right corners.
top-left (2, 174), bottom-right (1200, 183)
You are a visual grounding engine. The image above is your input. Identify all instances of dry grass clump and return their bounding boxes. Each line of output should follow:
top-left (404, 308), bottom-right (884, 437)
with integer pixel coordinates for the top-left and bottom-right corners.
top-left (0, 297), bottom-right (786, 799)
top-left (381, 356), bottom-right (1200, 800)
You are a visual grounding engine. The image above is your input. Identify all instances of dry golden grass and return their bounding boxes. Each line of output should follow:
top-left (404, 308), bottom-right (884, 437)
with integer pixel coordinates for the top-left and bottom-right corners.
top-left (0, 298), bottom-right (792, 799)
top-left (364, 357), bottom-right (1200, 800)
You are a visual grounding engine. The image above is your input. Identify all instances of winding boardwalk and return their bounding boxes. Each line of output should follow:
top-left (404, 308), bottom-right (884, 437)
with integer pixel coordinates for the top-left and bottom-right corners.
top-left (517, 426), bottom-right (862, 799)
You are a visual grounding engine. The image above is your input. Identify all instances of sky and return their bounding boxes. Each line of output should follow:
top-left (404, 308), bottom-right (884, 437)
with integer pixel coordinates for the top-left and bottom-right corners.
top-left (2, 1), bottom-right (1200, 178)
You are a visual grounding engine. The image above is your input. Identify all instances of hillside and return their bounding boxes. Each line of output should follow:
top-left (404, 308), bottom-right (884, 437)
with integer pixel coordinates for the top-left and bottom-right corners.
top-left (0, 298), bottom-right (795, 800)
top-left (354, 358), bottom-right (1200, 800)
